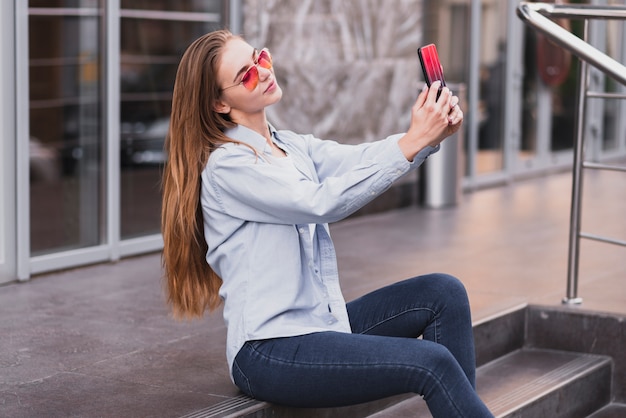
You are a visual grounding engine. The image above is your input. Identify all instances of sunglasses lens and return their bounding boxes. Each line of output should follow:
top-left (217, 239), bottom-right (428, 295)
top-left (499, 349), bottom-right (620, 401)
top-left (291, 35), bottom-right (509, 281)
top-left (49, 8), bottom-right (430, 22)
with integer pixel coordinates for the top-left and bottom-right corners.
top-left (241, 66), bottom-right (259, 90)
top-left (258, 50), bottom-right (272, 69)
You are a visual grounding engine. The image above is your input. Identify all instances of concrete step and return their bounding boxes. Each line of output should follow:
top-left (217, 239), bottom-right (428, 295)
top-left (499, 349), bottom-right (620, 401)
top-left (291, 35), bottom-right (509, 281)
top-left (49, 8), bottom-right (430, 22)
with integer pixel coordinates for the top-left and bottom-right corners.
top-left (180, 393), bottom-right (415, 418)
top-left (481, 349), bottom-right (611, 417)
top-left (366, 348), bottom-right (611, 418)
top-left (179, 306), bottom-right (620, 418)
top-left (587, 403), bottom-right (626, 418)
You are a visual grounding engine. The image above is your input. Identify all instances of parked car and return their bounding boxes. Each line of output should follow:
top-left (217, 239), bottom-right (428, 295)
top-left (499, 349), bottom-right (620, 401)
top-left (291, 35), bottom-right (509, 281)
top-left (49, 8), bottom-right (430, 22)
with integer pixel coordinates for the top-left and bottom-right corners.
top-left (120, 118), bottom-right (169, 167)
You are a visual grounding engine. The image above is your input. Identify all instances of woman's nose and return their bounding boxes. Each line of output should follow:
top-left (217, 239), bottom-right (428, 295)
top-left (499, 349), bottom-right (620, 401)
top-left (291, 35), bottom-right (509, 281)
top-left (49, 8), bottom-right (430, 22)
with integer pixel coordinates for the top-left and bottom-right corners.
top-left (257, 64), bottom-right (272, 80)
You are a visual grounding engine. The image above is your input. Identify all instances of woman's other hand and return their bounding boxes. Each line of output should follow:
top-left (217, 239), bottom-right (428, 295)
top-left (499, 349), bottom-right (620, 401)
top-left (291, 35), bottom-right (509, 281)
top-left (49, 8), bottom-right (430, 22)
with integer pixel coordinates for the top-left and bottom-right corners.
top-left (398, 81), bottom-right (464, 161)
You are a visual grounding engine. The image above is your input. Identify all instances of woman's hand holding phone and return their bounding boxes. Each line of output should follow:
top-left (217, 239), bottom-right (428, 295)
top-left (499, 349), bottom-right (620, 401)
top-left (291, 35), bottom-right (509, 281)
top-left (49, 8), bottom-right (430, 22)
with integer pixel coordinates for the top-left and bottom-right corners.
top-left (397, 43), bottom-right (463, 161)
top-left (398, 81), bottom-right (463, 162)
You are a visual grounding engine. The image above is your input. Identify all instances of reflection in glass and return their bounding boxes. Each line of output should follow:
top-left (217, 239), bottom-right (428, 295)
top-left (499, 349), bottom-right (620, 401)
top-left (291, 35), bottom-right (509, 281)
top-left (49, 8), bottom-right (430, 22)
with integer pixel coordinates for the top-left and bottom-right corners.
top-left (521, 26), bottom-right (539, 161)
top-left (476, 1), bottom-right (507, 174)
top-left (119, 3), bottom-right (221, 239)
top-left (521, 2), bottom-right (582, 156)
top-left (548, 62), bottom-right (578, 152)
top-left (602, 14), bottom-right (625, 152)
top-left (29, 5), bottom-right (103, 255)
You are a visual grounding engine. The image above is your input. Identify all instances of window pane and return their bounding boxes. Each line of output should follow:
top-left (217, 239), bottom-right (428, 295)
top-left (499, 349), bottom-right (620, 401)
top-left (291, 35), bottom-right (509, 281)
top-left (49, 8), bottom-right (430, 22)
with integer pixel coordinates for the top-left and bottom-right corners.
top-left (476, 1), bottom-right (507, 173)
top-left (29, 6), bottom-right (104, 255)
top-left (119, 3), bottom-right (221, 239)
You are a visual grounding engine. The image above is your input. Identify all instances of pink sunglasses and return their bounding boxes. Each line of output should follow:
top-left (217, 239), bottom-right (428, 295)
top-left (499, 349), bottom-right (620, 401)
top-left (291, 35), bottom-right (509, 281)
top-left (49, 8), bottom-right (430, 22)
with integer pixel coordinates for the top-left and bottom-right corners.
top-left (222, 48), bottom-right (273, 92)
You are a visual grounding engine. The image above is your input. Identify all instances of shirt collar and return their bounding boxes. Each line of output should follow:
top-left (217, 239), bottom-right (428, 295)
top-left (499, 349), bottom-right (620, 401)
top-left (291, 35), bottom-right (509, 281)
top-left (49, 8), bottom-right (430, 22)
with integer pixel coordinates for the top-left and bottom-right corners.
top-left (223, 123), bottom-right (279, 154)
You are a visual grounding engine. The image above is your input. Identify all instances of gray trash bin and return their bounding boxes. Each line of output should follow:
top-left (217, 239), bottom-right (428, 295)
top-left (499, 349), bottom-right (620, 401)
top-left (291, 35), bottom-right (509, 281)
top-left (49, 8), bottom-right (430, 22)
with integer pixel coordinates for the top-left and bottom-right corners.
top-left (419, 83), bottom-right (465, 209)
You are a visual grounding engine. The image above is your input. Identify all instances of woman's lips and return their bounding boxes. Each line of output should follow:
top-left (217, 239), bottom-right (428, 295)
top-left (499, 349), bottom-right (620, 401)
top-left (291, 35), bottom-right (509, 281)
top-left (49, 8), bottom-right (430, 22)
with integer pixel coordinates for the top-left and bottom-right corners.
top-left (264, 80), bottom-right (276, 93)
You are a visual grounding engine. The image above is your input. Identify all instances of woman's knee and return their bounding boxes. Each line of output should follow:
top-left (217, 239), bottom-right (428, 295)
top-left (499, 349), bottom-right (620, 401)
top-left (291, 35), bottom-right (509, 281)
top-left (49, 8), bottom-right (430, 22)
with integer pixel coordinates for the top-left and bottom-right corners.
top-left (435, 273), bottom-right (468, 298)
top-left (409, 273), bottom-right (468, 302)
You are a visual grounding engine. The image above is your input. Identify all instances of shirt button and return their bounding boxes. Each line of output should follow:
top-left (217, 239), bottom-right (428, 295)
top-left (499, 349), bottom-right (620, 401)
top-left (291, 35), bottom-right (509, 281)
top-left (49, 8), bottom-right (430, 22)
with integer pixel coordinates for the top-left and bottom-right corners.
top-left (299, 228), bottom-right (305, 234)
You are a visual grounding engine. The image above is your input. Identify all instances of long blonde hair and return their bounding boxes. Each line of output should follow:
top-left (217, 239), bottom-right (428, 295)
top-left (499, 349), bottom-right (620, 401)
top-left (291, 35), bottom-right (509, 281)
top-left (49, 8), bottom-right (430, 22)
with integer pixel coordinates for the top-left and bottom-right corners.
top-left (162, 30), bottom-right (238, 318)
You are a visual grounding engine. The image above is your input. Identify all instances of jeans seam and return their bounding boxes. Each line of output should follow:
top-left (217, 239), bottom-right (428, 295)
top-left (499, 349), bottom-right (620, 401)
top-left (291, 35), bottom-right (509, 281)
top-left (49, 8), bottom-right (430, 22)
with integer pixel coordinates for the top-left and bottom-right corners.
top-left (359, 307), bottom-right (437, 335)
top-left (233, 357), bottom-right (254, 397)
top-left (247, 339), bottom-right (425, 368)
top-left (422, 367), bottom-right (468, 418)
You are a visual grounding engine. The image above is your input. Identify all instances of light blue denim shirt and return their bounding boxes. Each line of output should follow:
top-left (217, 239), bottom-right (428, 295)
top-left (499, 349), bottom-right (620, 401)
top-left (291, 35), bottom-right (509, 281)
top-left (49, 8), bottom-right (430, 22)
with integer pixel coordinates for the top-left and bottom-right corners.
top-left (200, 124), bottom-right (438, 379)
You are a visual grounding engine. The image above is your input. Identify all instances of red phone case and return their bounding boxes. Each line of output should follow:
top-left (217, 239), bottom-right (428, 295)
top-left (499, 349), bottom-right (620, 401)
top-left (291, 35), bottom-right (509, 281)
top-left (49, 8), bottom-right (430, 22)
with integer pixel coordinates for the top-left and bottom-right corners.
top-left (418, 44), bottom-right (446, 90)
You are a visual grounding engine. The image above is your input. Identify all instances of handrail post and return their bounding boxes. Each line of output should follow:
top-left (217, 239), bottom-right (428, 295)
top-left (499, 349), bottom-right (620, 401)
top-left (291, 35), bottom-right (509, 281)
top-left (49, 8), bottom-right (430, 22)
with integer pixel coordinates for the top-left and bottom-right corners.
top-left (563, 20), bottom-right (589, 305)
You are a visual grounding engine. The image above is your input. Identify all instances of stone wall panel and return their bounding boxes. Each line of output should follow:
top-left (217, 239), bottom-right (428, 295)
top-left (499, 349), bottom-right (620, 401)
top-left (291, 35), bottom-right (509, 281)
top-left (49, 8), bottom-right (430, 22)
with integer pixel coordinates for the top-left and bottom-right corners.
top-left (243, 0), bottom-right (424, 146)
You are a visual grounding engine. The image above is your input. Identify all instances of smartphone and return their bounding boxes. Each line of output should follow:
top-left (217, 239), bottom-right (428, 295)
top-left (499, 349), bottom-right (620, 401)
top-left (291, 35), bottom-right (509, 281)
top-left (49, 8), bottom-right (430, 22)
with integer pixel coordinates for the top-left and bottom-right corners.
top-left (417, 43), bottom-right (446, 99)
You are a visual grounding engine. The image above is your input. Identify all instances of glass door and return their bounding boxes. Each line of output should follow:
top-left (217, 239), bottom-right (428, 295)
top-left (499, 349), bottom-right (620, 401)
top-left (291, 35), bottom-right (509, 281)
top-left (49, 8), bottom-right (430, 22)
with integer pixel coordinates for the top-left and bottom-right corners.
top-left (516, 0), bottom-right (626, 173)
top-left (28, 1), bottom-right (105, 256)
top-left (19, 0), bottom-right (225, 279)
top-left (432, 0), bottom-right (511, 185)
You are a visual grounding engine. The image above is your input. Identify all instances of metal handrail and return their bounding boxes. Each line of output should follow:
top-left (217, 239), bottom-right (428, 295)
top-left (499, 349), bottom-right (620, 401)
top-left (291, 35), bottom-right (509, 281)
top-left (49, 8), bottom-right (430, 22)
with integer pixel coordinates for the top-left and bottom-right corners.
top-left (517, 3), bottom-right (626, 85)
top-left (517, 2), bottom-right (626, 305)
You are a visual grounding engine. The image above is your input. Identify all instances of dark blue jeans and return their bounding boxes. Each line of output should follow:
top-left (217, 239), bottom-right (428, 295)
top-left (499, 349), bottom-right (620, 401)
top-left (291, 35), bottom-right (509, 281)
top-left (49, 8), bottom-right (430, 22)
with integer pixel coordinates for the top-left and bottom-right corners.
top-left (232, 274), bottom-right (493, 417)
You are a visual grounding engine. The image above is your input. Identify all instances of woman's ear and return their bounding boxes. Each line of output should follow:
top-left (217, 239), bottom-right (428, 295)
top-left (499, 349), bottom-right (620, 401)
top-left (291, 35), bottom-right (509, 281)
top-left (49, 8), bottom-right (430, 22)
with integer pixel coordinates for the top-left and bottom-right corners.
top-left (213, 99), bottom-right (230, 115)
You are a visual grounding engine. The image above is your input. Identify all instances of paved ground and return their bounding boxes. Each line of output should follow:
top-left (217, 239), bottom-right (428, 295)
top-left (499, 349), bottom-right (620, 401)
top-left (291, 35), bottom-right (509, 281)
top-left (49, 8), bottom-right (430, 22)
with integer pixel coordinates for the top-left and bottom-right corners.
top-left (1, 166), bottom-right (624, 417)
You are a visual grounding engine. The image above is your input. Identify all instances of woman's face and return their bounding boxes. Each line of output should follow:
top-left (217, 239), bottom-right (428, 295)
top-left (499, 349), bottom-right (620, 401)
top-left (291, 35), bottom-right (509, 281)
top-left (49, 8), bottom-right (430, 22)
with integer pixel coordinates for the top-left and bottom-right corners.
top-left (215, 38), bottom-right (282, 118)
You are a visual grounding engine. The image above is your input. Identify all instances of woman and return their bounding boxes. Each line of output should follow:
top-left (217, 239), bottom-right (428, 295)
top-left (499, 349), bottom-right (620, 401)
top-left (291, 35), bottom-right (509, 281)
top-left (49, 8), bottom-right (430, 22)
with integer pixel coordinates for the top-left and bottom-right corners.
top-left (162, 29), bottom-right (493, 417)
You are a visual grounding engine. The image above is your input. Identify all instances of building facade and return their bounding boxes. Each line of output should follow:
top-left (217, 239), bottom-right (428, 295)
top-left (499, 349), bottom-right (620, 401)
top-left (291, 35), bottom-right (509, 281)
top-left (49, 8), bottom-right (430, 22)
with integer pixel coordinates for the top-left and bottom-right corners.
top-left (1, 0), bottom-right (624, 284)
